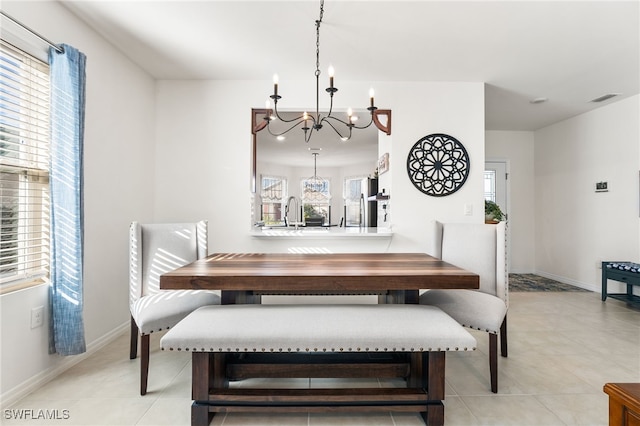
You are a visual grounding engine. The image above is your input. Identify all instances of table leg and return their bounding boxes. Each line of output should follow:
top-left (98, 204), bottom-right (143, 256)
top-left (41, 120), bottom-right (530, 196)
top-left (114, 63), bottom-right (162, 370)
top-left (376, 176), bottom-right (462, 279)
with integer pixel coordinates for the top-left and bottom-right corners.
top-left (378, 290), bottom-right (418, 304)
top-left (221, 291), bottom-right (261, 305)
top-left (379, 291), bottom-right (404, 304)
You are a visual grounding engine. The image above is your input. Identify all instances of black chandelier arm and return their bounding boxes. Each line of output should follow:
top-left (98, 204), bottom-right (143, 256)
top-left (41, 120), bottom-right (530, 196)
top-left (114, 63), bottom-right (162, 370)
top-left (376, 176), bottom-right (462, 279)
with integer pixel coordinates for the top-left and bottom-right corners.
top-left (304, 126), bottom-right (315, 144)
top-left (347, 112), bottom-right (376, 131)
top-left (320, 116), bottom-right (353, 141)
top-left (270, 102), bottom-right (309, 124)
top-left (321, 114), bottom-right (352, 129)
top-left (323, 86), bottom-right (337, 118)
top-left (321, 111), bottom-right (375, 132)
top-left (266, 115), bottom-right (316, 138)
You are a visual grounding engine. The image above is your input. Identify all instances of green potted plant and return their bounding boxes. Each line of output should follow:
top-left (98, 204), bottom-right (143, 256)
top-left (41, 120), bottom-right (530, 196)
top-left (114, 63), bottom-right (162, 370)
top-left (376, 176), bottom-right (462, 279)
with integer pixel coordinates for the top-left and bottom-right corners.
top-left (485, 200), bottom-right (505, 223)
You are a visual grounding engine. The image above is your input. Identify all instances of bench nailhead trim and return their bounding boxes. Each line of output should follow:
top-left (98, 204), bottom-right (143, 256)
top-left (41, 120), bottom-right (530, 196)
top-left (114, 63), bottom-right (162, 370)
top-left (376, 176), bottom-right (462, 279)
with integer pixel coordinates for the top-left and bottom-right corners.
top-left (162, 346), bottom-right (477, 352)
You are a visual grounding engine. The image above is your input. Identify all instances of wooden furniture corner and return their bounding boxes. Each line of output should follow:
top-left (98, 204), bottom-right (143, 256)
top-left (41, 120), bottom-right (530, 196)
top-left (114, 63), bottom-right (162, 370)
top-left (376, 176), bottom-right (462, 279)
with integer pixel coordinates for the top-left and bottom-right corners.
top-left (604, 383), bottom-right (640, 426)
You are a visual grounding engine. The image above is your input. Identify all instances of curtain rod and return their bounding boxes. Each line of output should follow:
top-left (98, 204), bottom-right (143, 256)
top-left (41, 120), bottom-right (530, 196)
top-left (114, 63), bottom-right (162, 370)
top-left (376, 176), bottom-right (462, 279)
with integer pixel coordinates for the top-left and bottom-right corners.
top-left (0, 11), bottom-right (64, 53)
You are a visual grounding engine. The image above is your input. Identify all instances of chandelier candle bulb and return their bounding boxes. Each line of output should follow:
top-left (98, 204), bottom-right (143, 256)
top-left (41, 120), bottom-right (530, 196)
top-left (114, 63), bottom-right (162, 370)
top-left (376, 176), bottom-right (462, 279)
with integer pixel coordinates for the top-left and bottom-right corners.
top-left (273, 74), bottom-right (279, 97)
top-left (369, 88), bottom-right (375, 107)
top-left (328, 65), bottom-right (334, 89)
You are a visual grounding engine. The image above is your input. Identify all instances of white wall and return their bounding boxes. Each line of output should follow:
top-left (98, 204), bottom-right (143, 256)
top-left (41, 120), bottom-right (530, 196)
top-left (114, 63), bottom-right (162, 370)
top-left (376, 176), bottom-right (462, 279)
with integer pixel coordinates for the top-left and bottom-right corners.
top-left (1, 1), bottom-right (156, 404)
top-left (534, 95), bottom-right (640, 291)
top-left (486, 131), bottom-right (536, 273)
top-left (154, 80), bottom-right (485, 255)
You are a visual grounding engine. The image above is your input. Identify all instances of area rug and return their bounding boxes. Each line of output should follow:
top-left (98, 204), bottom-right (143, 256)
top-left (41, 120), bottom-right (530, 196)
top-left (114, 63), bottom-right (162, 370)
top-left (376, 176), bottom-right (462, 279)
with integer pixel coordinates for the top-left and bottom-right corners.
top-left (509, 274), bottom-right (590, 292)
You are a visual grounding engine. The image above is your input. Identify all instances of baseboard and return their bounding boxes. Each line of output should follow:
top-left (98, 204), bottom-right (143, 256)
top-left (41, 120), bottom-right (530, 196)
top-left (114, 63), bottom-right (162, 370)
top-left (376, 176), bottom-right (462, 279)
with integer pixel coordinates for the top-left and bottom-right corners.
top-left (509, 269), bottom-right (536, 274)
top-left (534, 270), bottom-right (598, 292)
top-left (1, 321), bottom-right (129, 408)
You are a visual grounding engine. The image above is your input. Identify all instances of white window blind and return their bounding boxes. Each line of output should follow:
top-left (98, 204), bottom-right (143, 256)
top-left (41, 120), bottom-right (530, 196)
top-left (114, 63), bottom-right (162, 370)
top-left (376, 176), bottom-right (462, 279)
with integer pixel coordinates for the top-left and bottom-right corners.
top-left (0, 40), bottom-right (51, 292)
top-left (484, 170), bottom-right (496, 202)
top-left (260, 175), bottom-right (286, 225)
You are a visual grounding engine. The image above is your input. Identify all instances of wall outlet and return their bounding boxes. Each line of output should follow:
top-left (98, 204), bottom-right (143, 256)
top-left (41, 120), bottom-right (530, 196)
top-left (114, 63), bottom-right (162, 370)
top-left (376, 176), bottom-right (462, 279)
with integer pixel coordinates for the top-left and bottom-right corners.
top-left (31, 306), bottom-right (44, 329)
top-left (464, 204), bottom-right (473, 216)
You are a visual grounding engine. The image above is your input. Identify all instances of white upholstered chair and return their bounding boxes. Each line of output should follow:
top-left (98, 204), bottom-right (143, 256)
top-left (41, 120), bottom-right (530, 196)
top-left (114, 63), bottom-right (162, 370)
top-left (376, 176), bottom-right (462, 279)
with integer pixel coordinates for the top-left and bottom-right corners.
top-left (419, 221), bottom-right (508, 393)
top-left (129, 221), bottom-right (220, 395)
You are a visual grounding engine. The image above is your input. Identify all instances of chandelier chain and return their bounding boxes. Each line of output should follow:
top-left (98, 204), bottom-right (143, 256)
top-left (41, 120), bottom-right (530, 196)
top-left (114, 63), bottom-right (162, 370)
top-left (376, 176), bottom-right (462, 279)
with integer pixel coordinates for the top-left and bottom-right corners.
top-left (315, 0), bottom-right (324, 77)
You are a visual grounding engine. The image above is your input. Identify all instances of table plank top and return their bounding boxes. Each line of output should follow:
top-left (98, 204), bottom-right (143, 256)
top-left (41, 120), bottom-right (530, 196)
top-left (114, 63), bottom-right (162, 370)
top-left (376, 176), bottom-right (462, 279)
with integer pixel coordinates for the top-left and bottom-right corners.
top-left (160, 253), bottom-right (479, 292)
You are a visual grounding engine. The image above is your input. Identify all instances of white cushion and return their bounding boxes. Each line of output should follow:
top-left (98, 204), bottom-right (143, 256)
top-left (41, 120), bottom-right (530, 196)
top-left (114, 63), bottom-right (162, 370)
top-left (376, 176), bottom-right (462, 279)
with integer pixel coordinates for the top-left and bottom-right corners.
top-left (440, 223), bottom-right (497, 296)
top-left (419, 289), bottom-right (506, 334)
top-left (131, 290), bottom-right (220, 335)
top-left (160, 304), bottom-right (477, 353)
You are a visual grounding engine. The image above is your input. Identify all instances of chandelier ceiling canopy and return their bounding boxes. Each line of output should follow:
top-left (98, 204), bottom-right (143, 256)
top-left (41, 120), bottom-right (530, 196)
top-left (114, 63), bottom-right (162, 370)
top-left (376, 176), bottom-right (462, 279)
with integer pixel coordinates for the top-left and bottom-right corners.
top-left (258, 0), bottom-right (391, 144)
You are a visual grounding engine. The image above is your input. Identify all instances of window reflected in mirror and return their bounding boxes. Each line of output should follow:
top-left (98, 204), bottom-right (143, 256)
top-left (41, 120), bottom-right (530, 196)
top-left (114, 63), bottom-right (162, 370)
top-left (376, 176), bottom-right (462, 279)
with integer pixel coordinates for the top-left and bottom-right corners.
top-left (260, 175), bottom-right (286, 226)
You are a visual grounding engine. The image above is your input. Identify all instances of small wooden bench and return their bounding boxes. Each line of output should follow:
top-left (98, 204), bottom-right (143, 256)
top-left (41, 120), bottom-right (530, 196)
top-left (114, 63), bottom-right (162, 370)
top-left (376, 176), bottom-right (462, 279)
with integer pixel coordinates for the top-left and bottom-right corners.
top-left (160, 304), bottom-right (476, 426)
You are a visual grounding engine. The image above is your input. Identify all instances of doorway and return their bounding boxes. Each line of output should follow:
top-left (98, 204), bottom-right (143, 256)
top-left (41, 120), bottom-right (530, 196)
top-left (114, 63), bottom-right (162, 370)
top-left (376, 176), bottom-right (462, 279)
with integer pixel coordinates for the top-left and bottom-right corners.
top-left (484, 161), bottom-right (508, 220)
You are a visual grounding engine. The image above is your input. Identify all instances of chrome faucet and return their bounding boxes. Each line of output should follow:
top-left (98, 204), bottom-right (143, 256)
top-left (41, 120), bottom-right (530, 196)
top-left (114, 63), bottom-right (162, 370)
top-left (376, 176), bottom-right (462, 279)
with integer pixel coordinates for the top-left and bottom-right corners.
top-left (285, 196), bottom-right (300, 229)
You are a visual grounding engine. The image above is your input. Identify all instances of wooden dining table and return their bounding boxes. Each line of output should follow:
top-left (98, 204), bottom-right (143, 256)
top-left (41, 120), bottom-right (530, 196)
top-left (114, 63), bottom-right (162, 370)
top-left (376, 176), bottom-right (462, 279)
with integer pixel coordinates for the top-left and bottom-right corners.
top-left (159, 252), bottom-right (479, 304)
top-left (160, 252), bottom-right (479, 425)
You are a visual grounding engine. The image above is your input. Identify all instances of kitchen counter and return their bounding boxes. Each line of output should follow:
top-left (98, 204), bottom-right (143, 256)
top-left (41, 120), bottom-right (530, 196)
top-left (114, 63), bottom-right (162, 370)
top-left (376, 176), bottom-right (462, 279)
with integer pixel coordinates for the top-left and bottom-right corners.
top-left (251, 227), bottom-right (393, 239)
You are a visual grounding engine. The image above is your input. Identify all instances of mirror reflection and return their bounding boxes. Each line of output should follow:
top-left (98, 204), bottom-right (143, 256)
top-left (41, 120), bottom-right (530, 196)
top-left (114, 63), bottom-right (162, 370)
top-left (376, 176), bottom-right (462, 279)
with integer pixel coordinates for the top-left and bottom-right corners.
top-left (255, 110), bottom-right (380, 228)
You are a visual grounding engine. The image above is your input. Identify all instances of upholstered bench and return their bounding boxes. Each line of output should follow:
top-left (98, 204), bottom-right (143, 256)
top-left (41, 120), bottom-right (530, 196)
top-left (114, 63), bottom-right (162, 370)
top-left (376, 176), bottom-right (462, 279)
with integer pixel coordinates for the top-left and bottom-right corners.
top-left (161, 304), bottom-right (476, 426)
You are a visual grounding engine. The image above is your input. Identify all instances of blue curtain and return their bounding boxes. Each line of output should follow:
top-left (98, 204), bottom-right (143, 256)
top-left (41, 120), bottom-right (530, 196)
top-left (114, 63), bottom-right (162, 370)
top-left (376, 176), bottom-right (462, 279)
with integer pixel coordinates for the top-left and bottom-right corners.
top-left (48, 44), bottom-right (87, 356)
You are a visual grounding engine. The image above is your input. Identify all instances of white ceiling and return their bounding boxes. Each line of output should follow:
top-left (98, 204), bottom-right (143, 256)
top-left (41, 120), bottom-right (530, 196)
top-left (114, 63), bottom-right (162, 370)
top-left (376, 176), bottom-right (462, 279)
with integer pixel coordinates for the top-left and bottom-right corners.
top-left (60, 0), bottom-right (639, 131)
top-left (59, 0), bottom-right (639, 167)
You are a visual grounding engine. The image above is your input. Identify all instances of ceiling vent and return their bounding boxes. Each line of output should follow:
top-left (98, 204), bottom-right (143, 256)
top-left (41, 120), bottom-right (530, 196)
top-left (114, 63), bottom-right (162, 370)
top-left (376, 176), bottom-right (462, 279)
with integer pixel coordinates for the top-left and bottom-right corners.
top-left (590, 93), bottom-right (620, 103)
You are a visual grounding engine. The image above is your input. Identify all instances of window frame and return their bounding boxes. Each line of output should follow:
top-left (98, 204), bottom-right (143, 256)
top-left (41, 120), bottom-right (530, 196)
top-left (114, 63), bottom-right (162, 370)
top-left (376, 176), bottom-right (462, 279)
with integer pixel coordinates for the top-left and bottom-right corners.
top-left (484, 170), bottom-right (496, 202)
top-left (0, 40), bottom-right (51, 294)
top-left (260, 174), bottom-right (287, 226)
top-left (343, 175), bottom-right (367, 227)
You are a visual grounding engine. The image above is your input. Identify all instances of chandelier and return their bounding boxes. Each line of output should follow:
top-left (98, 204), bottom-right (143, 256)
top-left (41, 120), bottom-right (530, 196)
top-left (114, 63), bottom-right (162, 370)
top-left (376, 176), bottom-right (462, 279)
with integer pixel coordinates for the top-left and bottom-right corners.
top-left (303, 152), bottom-right (328, 201)
top-left (262, 0), bottom-right (391, 143)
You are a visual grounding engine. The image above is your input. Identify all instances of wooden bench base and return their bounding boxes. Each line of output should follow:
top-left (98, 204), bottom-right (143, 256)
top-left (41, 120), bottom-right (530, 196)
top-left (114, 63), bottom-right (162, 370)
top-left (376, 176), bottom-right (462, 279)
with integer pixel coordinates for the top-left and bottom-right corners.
top-left (191, 351), bottom-right (446, 426)
top-left (161, 304), bottom-right (476, 425)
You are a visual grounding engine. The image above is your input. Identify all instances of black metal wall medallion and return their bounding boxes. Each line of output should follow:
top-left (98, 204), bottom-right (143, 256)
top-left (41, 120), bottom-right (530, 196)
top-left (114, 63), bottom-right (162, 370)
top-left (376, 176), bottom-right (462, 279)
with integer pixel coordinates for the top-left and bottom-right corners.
top-left (406, 133), bottom-right (470, 197)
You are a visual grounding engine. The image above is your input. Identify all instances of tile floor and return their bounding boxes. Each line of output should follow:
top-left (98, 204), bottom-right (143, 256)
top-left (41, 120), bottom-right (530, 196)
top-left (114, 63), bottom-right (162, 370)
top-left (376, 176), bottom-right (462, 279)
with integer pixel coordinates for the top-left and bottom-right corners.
top-left (4, 291), bottom-right (639, 425)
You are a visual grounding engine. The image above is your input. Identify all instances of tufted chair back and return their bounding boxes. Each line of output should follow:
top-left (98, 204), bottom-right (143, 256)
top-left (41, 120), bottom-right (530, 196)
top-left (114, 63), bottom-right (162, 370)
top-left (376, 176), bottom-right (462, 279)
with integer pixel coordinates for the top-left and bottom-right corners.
top-left (129, 221), bottom-right (208, 307)
top-left (432, 221), bottom-right (508, 306)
